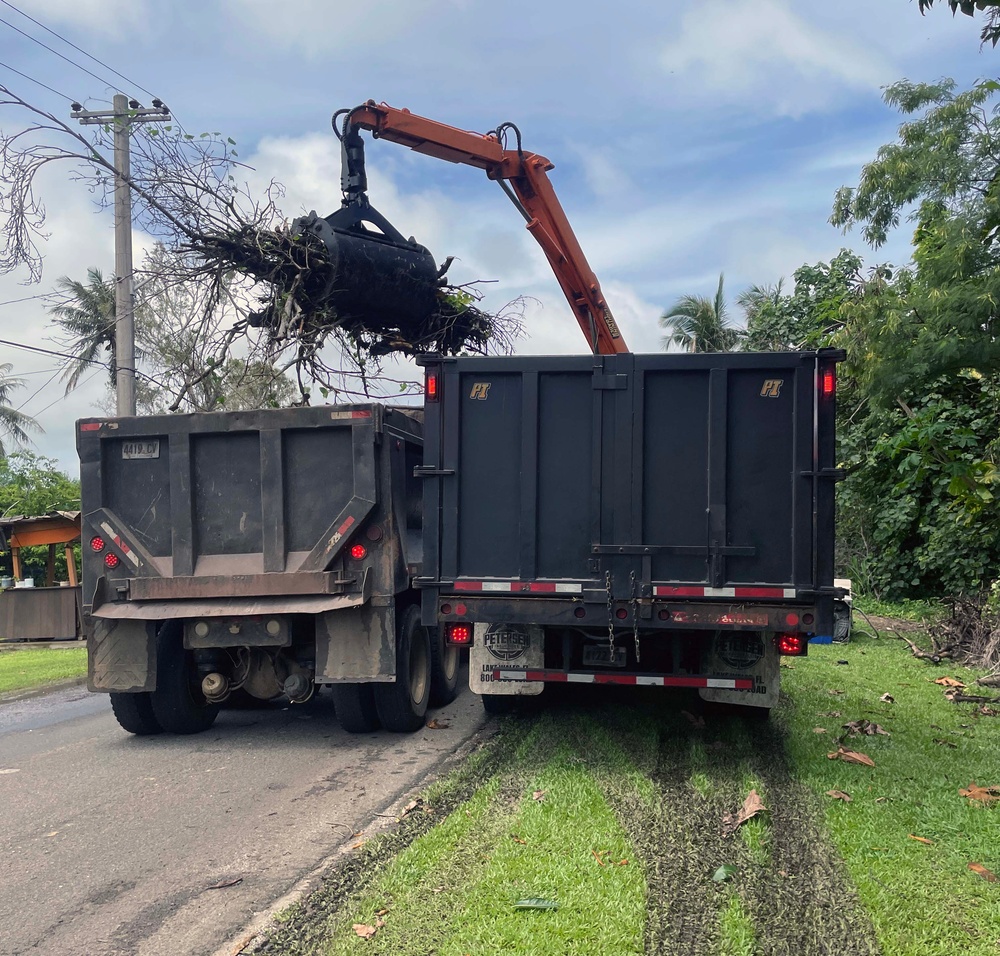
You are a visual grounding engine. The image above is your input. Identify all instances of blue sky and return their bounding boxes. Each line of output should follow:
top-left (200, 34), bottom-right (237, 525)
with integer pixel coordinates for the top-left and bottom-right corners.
top-left (0, 0), bottom-right (993, 472)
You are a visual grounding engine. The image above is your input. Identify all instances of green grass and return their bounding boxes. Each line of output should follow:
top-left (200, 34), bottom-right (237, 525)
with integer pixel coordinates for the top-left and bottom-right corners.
top-left (317, 718), bottom-right (646, 956)
top-left (854, 595), bottom-right (945, 623)
top-left (780, 631), bottom-right (1000, 955)
top-left (0, 646), bottom-right (86, 694)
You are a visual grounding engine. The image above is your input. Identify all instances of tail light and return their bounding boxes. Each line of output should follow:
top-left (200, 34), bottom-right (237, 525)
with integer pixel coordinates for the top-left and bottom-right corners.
top-left (820, 366), bottom-right (836, 399)
top-left (445, 622), bottom-right (472, 645)
top-left (90, 536), bottom-right (105, 552)
top-left (425, 372), bottom-right (439, 402)
top-left (350, 543), bottom-right (367, 560)
top-left (104, 552), bottom-right (120, 570)
top-left (776, 632), bottom-right (806, 656)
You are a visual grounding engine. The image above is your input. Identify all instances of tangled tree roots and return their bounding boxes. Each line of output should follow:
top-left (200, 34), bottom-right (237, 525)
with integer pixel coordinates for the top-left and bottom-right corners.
top-left (190, 225), bottom-right (522, 379)
top-left (896, 596), bottom-right (1000, 673)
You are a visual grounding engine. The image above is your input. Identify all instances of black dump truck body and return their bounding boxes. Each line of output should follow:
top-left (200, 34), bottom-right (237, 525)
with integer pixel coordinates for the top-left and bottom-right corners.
top-left (418, 350), bottom-right (843, 712)
top-left (77, 403), bottom-right (458, 736)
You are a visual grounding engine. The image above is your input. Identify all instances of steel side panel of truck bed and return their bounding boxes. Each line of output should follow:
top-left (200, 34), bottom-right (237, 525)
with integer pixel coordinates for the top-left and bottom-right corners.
top-left (419, 351), bottom-right (839, 613)
top-left (77, 404), bottom-right (423, 619)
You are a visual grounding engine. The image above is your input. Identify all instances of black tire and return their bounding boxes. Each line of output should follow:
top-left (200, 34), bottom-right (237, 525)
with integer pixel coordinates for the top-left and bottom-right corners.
top-left (150, 623), bottom-right (220, 735)
top-left (374, 604), bottom-right (431, 732)
top-left (109, 691), bottom-right (162, 735)
top-left (481, 693), bottom-right (520, 716)
top-left (428, 626), bottom-right (460, 707)
top-left (331, 682), bottom-right (381, 733)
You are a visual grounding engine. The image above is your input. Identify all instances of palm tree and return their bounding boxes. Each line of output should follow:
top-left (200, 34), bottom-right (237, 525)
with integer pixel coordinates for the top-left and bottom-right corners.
top-left (0, 364), bottom-right (40, 458)
top-left (660, 273), bottom-right (743, 353)
top-left (48, 268), bottom-right (117, 392)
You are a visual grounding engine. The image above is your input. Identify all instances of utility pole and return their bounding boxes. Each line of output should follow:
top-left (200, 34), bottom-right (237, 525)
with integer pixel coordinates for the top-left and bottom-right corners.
top-left (71, 95), bottom-right (170, 416)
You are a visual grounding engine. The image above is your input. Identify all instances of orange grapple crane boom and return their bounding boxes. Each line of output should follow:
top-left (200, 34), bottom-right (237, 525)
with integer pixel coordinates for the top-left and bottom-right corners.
top-left (338, 101), bottom-right (628, 355)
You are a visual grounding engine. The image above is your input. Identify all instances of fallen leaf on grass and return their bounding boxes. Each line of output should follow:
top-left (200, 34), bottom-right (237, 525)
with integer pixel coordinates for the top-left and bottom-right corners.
top-left (974, 705), bottom-right (1000, 717)
top-left (592, 849), bottom-right (607, 865)
top-left (820, 711), bottom-right (842, 718)
top-left (879, 693), bottom-right (895, 703)
top-left (813, 727), bottom-right (828, 734)
top-left (959, 782), bottom-right (1000, 805)
top-left (933, 677), bottom-right (965, 688)
top-left (514, 898), bottom-right (559, 910)
top-left (681, 710), bottom-right (706, 729)
top-left (353, 922), bottom-right (384, 939)
top-left (968, 862), bottom-right (998, 882)
top-left (712, 864), bottom-right (739, 882)
top-left (825, 790), bottom-right (852, 802)
top-left (511, 835), bottom-right (527, 845)
top-left (351, 840), bottom-right (365, 850)
top-left (426, 718), bottom-right (450, 729)
top-left (617, 859), bottom-right (629, 866)
top-left (827, 747), bottom-right (875, 768)
top-left (934, 738), bottom-right (958, 749)
top-left (206, 877), bottom-right (243, 890)
top-left (843, 719), bottom-right (890, 737)
top-left (908, 834), bottom-right (934, 845)
top-left (532, 789), bottom-right (547, 802)
top-left (399, 799), bottom-right (420, 818)
top-left (828, 689), bottom-right (844, 696)
top-left (722, 789), bottom-right (768, 836)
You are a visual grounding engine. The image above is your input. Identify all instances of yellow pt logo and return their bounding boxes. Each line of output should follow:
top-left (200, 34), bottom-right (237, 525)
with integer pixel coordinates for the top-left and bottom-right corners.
top-left (760, 379), bottom-right (783, 398)
top-left (469, 382), bottom-right (491, 400)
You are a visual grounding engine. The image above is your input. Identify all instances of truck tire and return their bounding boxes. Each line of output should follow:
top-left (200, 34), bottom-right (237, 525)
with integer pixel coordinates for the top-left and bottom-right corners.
top-left (331, 683), bottom-right (381, 733)
top-left (150, 623), bottom-right (220, 735)
top-left (374, 604), bottom-right (430, 732)
top-left (109, 692), bottom-right (162, 735)
top-left (428, 626), bottom-right (460, 706)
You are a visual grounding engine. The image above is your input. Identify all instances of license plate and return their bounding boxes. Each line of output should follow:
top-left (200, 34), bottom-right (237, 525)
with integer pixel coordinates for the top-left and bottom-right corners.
top-left (122, 440), bottom-right (160, 460)
top-left (582, 645), bottom-right (627, 668)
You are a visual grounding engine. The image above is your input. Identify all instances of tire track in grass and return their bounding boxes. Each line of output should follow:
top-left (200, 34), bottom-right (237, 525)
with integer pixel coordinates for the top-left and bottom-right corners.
top-left (583, 694), bottom-right (881, 956)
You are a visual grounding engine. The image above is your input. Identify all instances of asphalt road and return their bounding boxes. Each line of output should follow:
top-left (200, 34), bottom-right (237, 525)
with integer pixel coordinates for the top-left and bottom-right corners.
top-left (0, 679), bottom-right (489, 956)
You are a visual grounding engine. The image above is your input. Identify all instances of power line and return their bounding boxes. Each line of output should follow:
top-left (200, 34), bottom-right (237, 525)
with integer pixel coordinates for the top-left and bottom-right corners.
top-left (0, 292), bottom-right (62, 308)
top-left (0, 58), bottom-right (72, 101)
top-left (16, 363), bottom-right (62, 411)
top-left (0, 0), bottom-right (158, 100)
top-left (30, 367), bottom-right (100, 417)
top-left (0, 14), bottom-right (121, 93)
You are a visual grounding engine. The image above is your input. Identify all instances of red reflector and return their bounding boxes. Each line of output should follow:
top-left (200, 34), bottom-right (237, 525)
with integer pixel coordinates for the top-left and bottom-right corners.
top-left (821, 367), bottom-right (836, 398)
top-left (785, 612), bottom-right (800, 627)
top-left (90, 536), bottom-right (105, 552)
top-left (445, 622), bottom-right (472, 645)
top-left (455, 603), bottom-right (467, 616)
top-left (350, 544), bottom-right (367, 560)
top-left (615, 607), bottom-right (628, 620)
top-left (79, 421), bottom-right (102, 431)
top-left (440, 603), bottom-right (452, 615)
top-left (425, 373), bottom-right (439, 401)
top-left (104, 552), bottom-right (120, 569)
top-left (777, 632), bottom-right (805, 656)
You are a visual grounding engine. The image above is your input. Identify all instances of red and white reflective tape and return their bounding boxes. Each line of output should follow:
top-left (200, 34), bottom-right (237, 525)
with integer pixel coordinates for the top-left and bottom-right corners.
top-left (453, 580), bottom-right (583, 594)
top-left (489, 669), bottom-right (752, 689)
top-left (329, 410), bottom-right (372, 420)
top-left (654, 586), bottom-right (796, 599)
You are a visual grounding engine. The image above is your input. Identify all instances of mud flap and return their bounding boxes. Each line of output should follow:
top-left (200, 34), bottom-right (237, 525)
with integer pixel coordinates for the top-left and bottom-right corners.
top-left (88, 618), bottom-right (157, 692)
top-left (469, 623), bottom-right (544, 696)
top-left (698, 631), bottom-right (779, 710)
top-left (315, 602), bottom-right (396, 682)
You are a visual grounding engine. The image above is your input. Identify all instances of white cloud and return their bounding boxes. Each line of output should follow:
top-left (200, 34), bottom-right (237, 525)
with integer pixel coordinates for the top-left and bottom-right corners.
top-left (220, 0), bottom-right (450, 56)
top-left (660, 0), bottom-right (892, 116)
top-left (12, 0), bottom-right (151, 38)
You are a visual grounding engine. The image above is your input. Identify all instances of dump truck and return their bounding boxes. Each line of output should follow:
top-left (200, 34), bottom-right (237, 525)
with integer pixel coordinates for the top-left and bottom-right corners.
top-left (418, 348), bottom-right (844, 716)
top-left (78, 404), bottom-right (459, 734)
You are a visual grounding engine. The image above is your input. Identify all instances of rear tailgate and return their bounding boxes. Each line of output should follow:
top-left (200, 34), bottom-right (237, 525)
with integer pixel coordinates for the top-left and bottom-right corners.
top-left (419, 350), bottom-right (841, 630)
top-left (77, 404), bottom-right (385, 618)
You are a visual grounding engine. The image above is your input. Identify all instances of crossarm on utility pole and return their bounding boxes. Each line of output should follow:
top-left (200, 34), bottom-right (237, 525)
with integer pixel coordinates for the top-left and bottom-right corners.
top-left (346, 103), bottom-right (628, 355)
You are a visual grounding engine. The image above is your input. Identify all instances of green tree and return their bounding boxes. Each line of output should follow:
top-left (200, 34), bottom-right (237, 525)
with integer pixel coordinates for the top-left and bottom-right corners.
top-left (831, 79), bottom-right (1000, 399)
top-left (660, 273), bottom-right (742, 353)
top-left (0, 364), bottom-right (39, 458)
top-left (917, 0), bottom-right (1000, 46)
top-left (0, 452), bottom-right (79, 517)
top-left (48, 267), bottom-right (120, 391)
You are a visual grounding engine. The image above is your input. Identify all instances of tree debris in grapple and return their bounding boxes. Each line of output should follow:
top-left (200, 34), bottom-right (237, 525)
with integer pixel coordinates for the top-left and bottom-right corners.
top-left (193, 219), bottom-right (519, 376)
